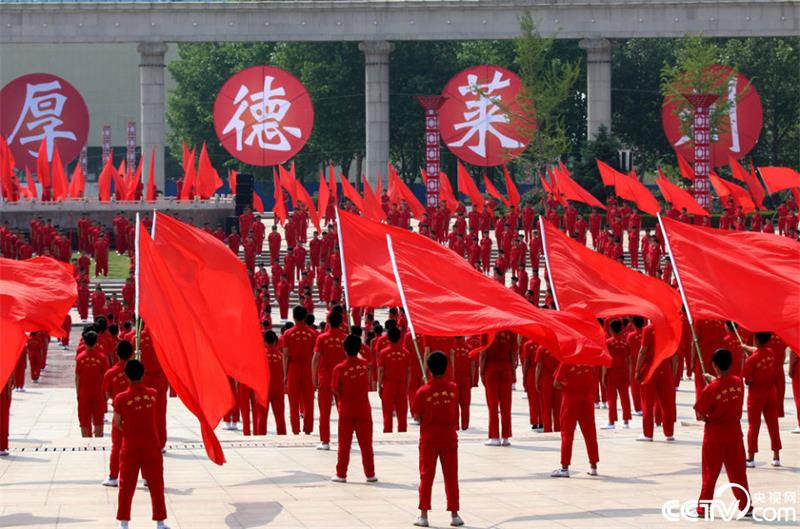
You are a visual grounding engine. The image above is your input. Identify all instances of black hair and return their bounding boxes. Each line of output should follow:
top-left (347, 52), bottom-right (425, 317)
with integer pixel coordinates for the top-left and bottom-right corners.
top-left (124, 359), bottom-right (145, 382)
top-left (117, 341), bottom-right (134, 361)
top-left (304, 314), bottom-right (316, 326)
top-left (712, 348), bottom-right (732, 372)
top-left (328, 311), bottom-right (343, 329)
top-left (610, 319), bottom-right (622, 334)
top-left (387, 326), bottom-right (402, 343)
top-left (344, 334), bottom-right (361, 356)
top-left (292, 305), bottom-right (308, 322)
top-left (384, 319), bottom-right (397, 330)
top-left (108, 324), bottom-right (119, 336)
top-left (427, 351), bottom-right (448, 377)
top-left (754, 331), bottom-right (772, 346)
top-left (350, 325), bottom-right (363, 337)
top-left (281, 321), bottom-right (294, 334)
top-left (84, 331), bottom-right (98, 347)
top-left (632, 316), bottom-right (646, 328)
top-left (94, 316), bottom-right (107, 332)
top-left (264, 330), bottom-right (278, 344)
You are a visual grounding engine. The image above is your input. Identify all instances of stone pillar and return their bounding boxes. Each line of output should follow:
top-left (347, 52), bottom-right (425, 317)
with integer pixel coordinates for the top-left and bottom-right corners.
top-left (579, 38), bottom-right (612, 140)
top-left (138, 42), bottom-right (168, 192)
top-left (359, 41), bottom-right (393, 188)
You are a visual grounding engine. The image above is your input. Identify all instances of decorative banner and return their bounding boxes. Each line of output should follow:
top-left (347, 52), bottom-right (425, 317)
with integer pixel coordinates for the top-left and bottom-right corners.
top-left (79, 145), bottom-right (88, 176)
top-left (0, 73), bottom-right (90, 170)
top-left (661, 65), bottom-right (762, 167)
top-left (102, 125), bottom-right (112, 165)
top-left (416, 95), bottom-right (446, 208)
top-left (126, 121), bottom-right (137, 170)
top-left (439, 65), bottom-right (532, 167)
top-left (213, 65), bottom-right (314, 167)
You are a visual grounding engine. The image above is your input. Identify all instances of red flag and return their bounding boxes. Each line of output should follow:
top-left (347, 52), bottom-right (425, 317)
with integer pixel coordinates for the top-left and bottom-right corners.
top-left (340, 174), bottom-right (365, 212)
top-left (0, 140), bottom-right (15, 201)
top-left (68, 161), bottom-right (85, 199)
top-left (125, 156), bottom-right (143, 201)
top-left (614, 170), bottom-right (660, 215)
top-left (758, 166), bottom-right (800, 194)
top-left (272, 168), bottom-right (287, 224)
top-left (457, 161), bottom-right (485, 211)
top-left (541, 220), bottom-right (682, 381)
top-left (195, 143), bottom-right (223, 199)
top-left (730, 156), bottom-right (764, 208)
top-left (596, 160), bottom-right (621, 187)
top-left (388, 165), bottom-right (426, 220)
top-left (252, 192), bottom-right (265, 213)
top-left (709, 173), bottom-right (755, 213)
top-left (113, 159), bottom-right (127, 200)
top-left (503, 165), bottom-right (521, 207)
top-left (675, 151), bottom-right (696, 181)
top-left (1, 256), bottom-right (77, 386)
top-left (36, 140), bottom-right (51, 196)
top-left (661, 217), bottom-right (800, 354)
top-left (361, 176), bottom-right (387, 222)
top-left (25, 168), bottom-right (37, 199)
top-left (438, 171), bottom-right (459, 213)
top-left (97, 152), bottom-right (114, 202)
top-left (540, 173), bottom-right (553, 195)
top-left (294, 179), bottom-right (321, 231)
top-left (278, 163), bottom-right (298, 207)
top-left (146, 147), bottom-right (157, 202)
top-left (376, 173), bottom-right (383, 197)
top-left (328, 163), bottom-right (338, 203)
top-left (792, 188), bottom-right (800, 208)
top-left (552, 165), bottom-right (605, 209)
top-left (338, 209), bottom-right (610, 365)
top-left (483, 173), bottom-right (510, 207)
top-left (655, 167), bottom-right (708, 217)
top-left (179, 146), bottom-right (196, 201)
top-left (49, 147), bottom-right (69, 200)
top-left (227, 168), bottom-right (238, 195)
top-left (317, 169), bottom-right (330, 221)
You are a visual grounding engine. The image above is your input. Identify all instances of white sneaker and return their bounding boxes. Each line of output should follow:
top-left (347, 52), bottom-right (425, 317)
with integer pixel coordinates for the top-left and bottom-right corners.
top-left (451, 515), bottom-right (464, 527)
top-left (623, 421), bottom-right (630, 429)
top-left (550, 467), bottom-right (570, 478)
top-left (634, 410), bottom-right (643, 416)
top-left (229, 422), bottom-right (239, 431)
top-left (745, 460), bottom-right (756, 468)
top-left (0, 450), bottom-right (8, 457)
top-left (413, 516), bottom-right (429, 527)
top-left (594, 403), bottom-right (601, 409)
top-left (316, 443), bottom-right (330, 451)
top-left (600, 423), bottom-right (616, 430)
top-left (410, 418), bottom-right (420, 425)
top-left (771, 459), bottom-right (781, 467)
top-left (587, 468), bottom-right (598, 476)
top-left (366, 476), bottom-right (378, 483)
top-left (331, 475), bottom-right (346, 483)
top-left (118, 522), bottom-right (129, 529)
top-left (665, 436), bottom-right (675, 442)
top-left (636, 436), bottom-right (653, 442)
top-left (17, 387), bottom-right (25, 393)
top-left (161, 448), bottom-right (167, 454)
top-left (534, 427), bottom-right (544, 433)
top-left (511, 384), bottom-right (517, 391)
top-left (792, 427), bottom-right (800, 434)
top-left (102, 477), bottom-right (119, 487)
top-left (156, 522), bottom-right (171, 529)
top-left (484, 438), bottom-right (501, 446)
top-left (601, 403), bottom-right (607, 409)
top-left (500, 438), bottom-right (511, 446)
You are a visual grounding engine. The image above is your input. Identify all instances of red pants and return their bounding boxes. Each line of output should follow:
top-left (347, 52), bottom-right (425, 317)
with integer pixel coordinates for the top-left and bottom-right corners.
top-left (287, 367), bottom-right (314, 434)
top-left (630, 248), bottom-right (639, 269)
top-left (641, 372), bottom-right (675, 438)
top-left (238, 385), bottom-right (260, 436)
top-left (592, 367), bottom-right (606, 404)
top-left (630, 372), bottom-right (642, 412)
top-left (699, 434), bottom-right (749, 512)
top-left (116, 444), bottom-right (167, 522)
top-left (605, 370), bottom-right (631, 424)
top-left (746, 389), bottom-right (782, 455)
top-left (278, 298), bottom-right (289, 320)
top-left (484, 369), bottom-right (512, 439)
top-left (145, 376), bottom-right (168, 448)
top-left (407, 373), bottom-right (422, 414)
top-left (792, 372), bottom-right (800, 428)
top-left (77, 391), bottom-right (105, 429)
top-left (455, 379), bottom-right (472, 430)
top-left (110, 426), bottom-right (122, 479)
top-left (523, 371), bottom-right (539, 426)
top-left (336, 412), bottom-right (374, 479)
top-left (418, 437), bottom-right (459, 512)
top-left (13, 355), bottom-right (26, 390)
top-left (0, 389), bottom-right (10, 451)
top-left (28, 348), bottom-right (42, 382)
top-left (77, 297), bottom-right (89, 320)
top-left (539, 375), bottom-right (561, 432)
top-left (775, 368), bottom-right (786, 417)
top-left (317, 377), bottom-right (334, 444)
top-left (265, 382), bottom-right (287, 435)
top-left (380, 381), bottom-right (408, 433)
top-left (96, 258), bottom-right (108, 276)
top-left (560, 395), bottom-right (599, 467)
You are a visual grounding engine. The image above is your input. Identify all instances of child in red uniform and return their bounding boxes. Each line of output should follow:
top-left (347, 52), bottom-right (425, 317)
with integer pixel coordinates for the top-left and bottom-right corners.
top-left (264, 331), bottom-right (287, 435)
top-left (520, 339), bottom-right (541, 431)
top-left (450, 337), bottom-right (474, 430)
top-left (742, 332), bottom-right (782, 467)
top-left (694, 349), bottom-right (751, 518)
top-left (601, 319), bottom-right (631, 429)
top-left (550, 363), bottom-right (599, 477)
top-left (412, 352), bottom-right (464, 528)
top-left (634, 318), bottom-right (677, 442)
top-left (75, 331), bottom-right (109, 438)
top-left (377, 327), bottom-right (411, 433)
top-left (114, 359), bottom-right (170, 529)
top-left (535, 346), bottom-right (561, 433)
top-left (312, 311), bottom-right (347, 450)
top-left (282, 306), bottom-right (318, 435)
top-left (101, 341), bottom-right (134, 487)
top-left (480, 330), bottom-right (517, 446)
top-left (330, 335), bottom-right (377, 483)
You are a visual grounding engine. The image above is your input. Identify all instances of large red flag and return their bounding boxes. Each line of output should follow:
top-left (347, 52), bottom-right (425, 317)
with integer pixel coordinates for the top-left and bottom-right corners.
top-left (1, 256), bottom-right (77, 386)
top-left (339, 174), bottom-right (365, 212)
top-left (113, 159), bottom-right (127, 200)
top-left (179, 146), bottom-right (196, 200)
top-left (675, 151), bottom-right (695, 181)
top-left (97, 152), bottom-right (114, 202)
top-left (292, 177), bottom-right (321, 231)
top-left (438, 171), bottom-right (459, 213)
top-left (758, 167), bottom-right (800, 194)
top-left (328, 163), bottom-right (338, 203)
top-left (730, 156), bottom-right (764, 208)
top-left (125, 157), bottom-right (143, 201)
top-left (25, 168), bottom-right (37, 199)
top-left (68, 161), bottom-right (85, 199)
top-left (388, 165), bottom-right (425, 220)
top-left (614, 170), bottom-right (660, 215)
top-left (660, 216), bottom-right (800, 354)
top-left (709, 173), bottom-right (755, 213)
top-left (338, 209), bottom-right (610, 365)
top-left (278, 163), bottom-right (298, 207)
top-left (456, 161), bottom-right (485, 211)
top-left (552, 165), bottom-right (605, 209)
top-left (483, 173), bottom-right (510, 207)
top-left (36, 140), bottom-right (51, 198)
top-left (317, 169), bottom-right (330, 221)
top-left (361, 175), bottom-right (387, 222)
top-left (146, 147), bottom-right (157, 202)
top-left (503, 165), bottom-right (521, 207)
top-left (655, 167), bottom-right (708, 217)
top-left (272, 168), bottom-right (287, 224)
top-left (195, 143), bottom-right (223, 199)
top-left (253, 191), bottom-right (265, 213)
top-left (49, 147), bottom-right (69, 201)
top-left (540, 219), bottom-right (682, 381)
top-left (596, 160), bottom-right (621, 187)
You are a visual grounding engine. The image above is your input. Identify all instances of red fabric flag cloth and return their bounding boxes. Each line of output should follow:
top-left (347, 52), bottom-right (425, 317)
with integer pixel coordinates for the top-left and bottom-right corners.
top-left (97, 153), bottom-right (114, 202)
top-left (253, 191), bottom-right (265, 213)
top-left (146, 147), bottom-right (157, 202)
top-left (613, 170), bottom-right (661, 215)
top-left (387, 163), bottom-right (402, 205)
top-left (731, 156), bottom-right (765, 208)
top-left (294, 178), bottom-right (322, 231)
top-left (541, 220), bottom-right (682, 381)
top-left (49, 147), bottom-right (69, 201)
top-left (709, 174), bottom-right (755, 213)
top-left (483, 173), bottom-right (510, 207)
top-left (552, 165), bottom-right (605, 209)
top-left (758, 166), bottom-right (800, 194)
top-left (660, 216), bottom-right (800, 354)
top-left (195, 143), bottom-right (223, 199)
top-left (596, 160), bottom-right (621, 187)
top-left (25, 168), bottom-right (38, 199)
top-left (457, 161), bottom-right (485, 211)
top-left (792, 188), bottom-right (800, 208)
top-left (0, 256), bottom-right (77, 386)
top-left (272, 168), bottom-right (287, 224)
top-left (0, 139), bottom-right (12, 200)
top-left (125, 157), bottom-right (143, 201)
top-left (540, 173), bottom-right (553, 195)
top-left (36, 140), bottom-right (51, 196)
top-left (389, 165), bottom-right (426, 220)
top-left (278, 163), bottom-right (298, 207)
top-left (339, 174), bottom-right (365, 212)
top-left (113, 160), bottom-right (127, 199)
top-left (337, 209), bottom-right (610, 365)
top-left (68, 162), bottom-right (85, 199)
top-left (228, 169), bottom-right (238, 195)
top-left (503, 165), bottom-right (521, 207)
top-left (328, 163), bottom-right (338, 203)
top-left (438, 171), bottom-right (459, 213)
top-left (655, 168), bottom-right (708, 217)
top-left (675, 151), bottom-right (696, 181)
top-left (317, 169), bottom-right (331, 220)
top-left (361, 176), bottom-right (387, 222)
top-left (179, 146), bottom-right (196, 201)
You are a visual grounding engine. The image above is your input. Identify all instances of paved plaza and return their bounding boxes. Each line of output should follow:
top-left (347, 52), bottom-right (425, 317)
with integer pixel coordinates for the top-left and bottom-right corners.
top-left (0, 326), bottom-right (798, 529)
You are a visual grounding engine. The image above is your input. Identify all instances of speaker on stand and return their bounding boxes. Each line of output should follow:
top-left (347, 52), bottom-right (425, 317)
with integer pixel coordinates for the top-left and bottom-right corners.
top-left (234, 173), bottom-right (254, 217)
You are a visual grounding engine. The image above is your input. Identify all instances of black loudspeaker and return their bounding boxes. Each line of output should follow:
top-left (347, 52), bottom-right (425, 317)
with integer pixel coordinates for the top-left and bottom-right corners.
top-left (235, 173), bottom-right (254, 216)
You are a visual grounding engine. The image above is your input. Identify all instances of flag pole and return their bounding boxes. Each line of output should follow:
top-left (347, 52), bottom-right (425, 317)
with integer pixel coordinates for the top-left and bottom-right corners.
top-left (385, 233), bottom-right (427, 384)
top-left (333, 207), bottom-right (353, 328)
top-left (657, 213), bottom-right (706, 375)
top-left (134, 212), bottom-right (141, 360)
top-left (537, 216), bottom-right (560, 311)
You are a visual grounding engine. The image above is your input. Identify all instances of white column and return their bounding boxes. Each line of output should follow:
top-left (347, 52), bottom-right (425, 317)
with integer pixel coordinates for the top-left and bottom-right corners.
top-left (138, 42), bottom-right (168, 192)
top-left (359, 40), bottom-right (394, 188)
top-left (580, 38), bottom-right (612, 139)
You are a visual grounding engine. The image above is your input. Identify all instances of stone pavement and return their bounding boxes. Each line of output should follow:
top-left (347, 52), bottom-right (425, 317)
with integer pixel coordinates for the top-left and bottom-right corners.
top-left (1, 337), bottom-right (798, 529)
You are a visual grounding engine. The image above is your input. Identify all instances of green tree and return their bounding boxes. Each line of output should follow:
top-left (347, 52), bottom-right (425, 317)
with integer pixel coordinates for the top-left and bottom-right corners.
top-left (573, 125), bottom-right (622, 201)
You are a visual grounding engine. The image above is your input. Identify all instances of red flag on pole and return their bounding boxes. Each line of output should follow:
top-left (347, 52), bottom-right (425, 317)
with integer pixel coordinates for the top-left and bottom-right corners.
top-left (272, 168), bottom-right (287, 224)
top-left (552, 165), bottom-right (605, 209)
top-left (388, 164), bottom-right (425, 220)
top-left (228, 169), bottom-right (237, 195)
top-left (97, 151), bottom-right (114, 202)
top-left (675, 151), bottom-right (696, 181)
top-left (503, 165), bottom-right (521, 206)
top-left (438, 171), bottom-right (459, 213)
top-left (25, 167), bottom-right (37, 199)
top-left (278, 163), bottom-right (298, 207)
top-left (758, 167), bottom-right (800, 194)
top-left (660, 216), bottom-right (800, 354)
top-left (317, 169), bottom-right (330, 221)
top-left (49, 146), bottom-right (69, 201)
top-left (294, 179), bottom-right (321, 231)
top-left (328, 162), bottom-right (338, 203)
top-left (613, 170), bottom-right (661, 215)
top-left (146, 147), bottom-right (157, 202)
top-left (596, 160), bottom-right (621, 187)
top-left (125, 156), bottom-right (143, 201)
top-left (361, 175), bottom-right (387, 222)
top-left (36, 140), bottom-right (51, 198)
top-left (483, 173), bottom-right (510, 207)
top-left (195, 143), bottom-right (223, 199)
top-left (340, 174), bottom-right (365, 212)
top-left (252, 191), bottom-right (265, 213)
top-left (730, 156), bottom-right (764, 208)
top-left (68, 160), bottom-right (85, 199)
top-left (457, 161), bottom-right (485, 211)
top-left (179, 148), bottom-right (196, 201)
top-left (655, 167), bottom-right (708, 217)
top-left (709, 173), bottom-right (755, 213)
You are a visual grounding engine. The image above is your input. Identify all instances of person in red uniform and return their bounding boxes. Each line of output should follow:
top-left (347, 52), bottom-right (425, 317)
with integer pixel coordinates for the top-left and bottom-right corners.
top-left (550, 362), bottom-right (599, 478)
top-left (480, 330), bottom-right (517, 446)
top-left (0, 375), bottom-right (11, 456)
top-left (75, 331), bottom-right (109, 438)
top-left (276, 273), bottom-right (290, 321)
top-left (377, 326), bottom-right (411, 432)
top-left (411, 352), bottom-right (464, 528)
top-left (239, 207), bottom-right (254, 239)
top-left (535, 345), bottom-right (561, 432)
top-left (101, 340), bottom-right (134, 487)
top-left (226, 227), bottom-right (241, 255)
top-left (450, 337), bottom-right (474, 430)
top-left (263, 331), bottom-right (287, 435)
top-left (282, 306), bottom-right (317, 435)
top-left (789, 349), bottom-right (800, 434)
top-left (742, 332), bottom-right (782, 467)
top-left (693, 319), bottom-right (727, 401)
top-left (330, 334), bottom-right (377, 483)
top-left (113, 359), bottom-right (170, 529)
top-left (92, 285), bottom-right (107, 321)
top-left (634, 317), bottom-right (676, 441)
top-left (601, 319), bottom-right (631, 429)
top-left (95, 233), bottom-right (110, 277)
top-left (520, 338), bottom-right (541, 431)
top-left (312, 311), bottom-right (347, 450)
top-left (267, 224), bottom-right (282, 264)
top-left (252, 215), bottom-right (266, 255)
top-left (694, 348), bottom-right (751, 519)
top-left (26, 332), bottom-right (47, 384)
top-left (77, 278), bottom-right (90, 321)
top-left (140, 324), bottom-right (168, 449)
